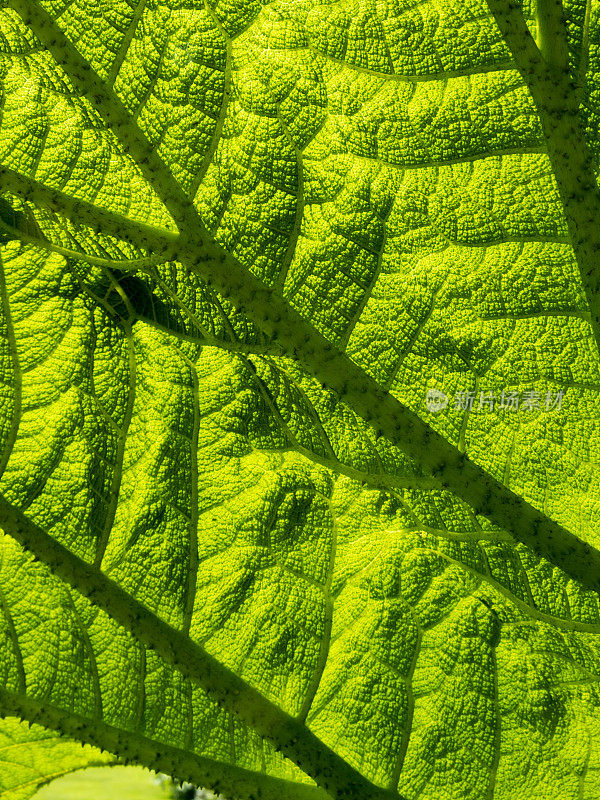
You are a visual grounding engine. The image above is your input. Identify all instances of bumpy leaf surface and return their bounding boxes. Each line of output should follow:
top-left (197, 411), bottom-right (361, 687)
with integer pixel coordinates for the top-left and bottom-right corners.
top-left (1, 1), bottom-right (600, 799)
top-left (0, 717), bottom-right (114, 799)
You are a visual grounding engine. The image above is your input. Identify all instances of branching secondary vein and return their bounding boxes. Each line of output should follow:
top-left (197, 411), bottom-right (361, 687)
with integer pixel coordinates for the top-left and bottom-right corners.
top-left (0, 494), bottom-right (401, 800)
top-left (8, 0), bottom-right (600, 610)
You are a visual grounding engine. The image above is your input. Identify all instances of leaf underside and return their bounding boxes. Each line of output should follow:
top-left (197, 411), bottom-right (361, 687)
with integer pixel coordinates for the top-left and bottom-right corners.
top-left (0, 1), bottom-right (599, 799)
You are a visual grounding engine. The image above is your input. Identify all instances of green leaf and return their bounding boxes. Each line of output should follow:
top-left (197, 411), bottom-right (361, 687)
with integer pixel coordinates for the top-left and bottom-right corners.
top-left (0, 1), bottom-right (600, 799)
top-left (0, 716), bottom-right (114, 800)
top-left (33, 766), bottom-right (168, 800)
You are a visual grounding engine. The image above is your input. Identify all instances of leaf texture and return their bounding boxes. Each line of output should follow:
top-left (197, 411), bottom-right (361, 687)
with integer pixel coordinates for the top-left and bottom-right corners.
top-left (0, 717), bottom-right (114, 800)
top-left (0, 1), bottom-right (599, 799)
